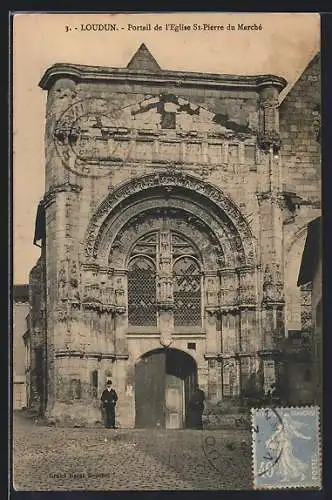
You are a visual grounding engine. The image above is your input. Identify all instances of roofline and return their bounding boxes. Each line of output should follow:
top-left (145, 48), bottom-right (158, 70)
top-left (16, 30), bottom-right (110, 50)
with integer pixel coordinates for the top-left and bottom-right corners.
top-left (39, 63), bottom-right (287, 93)
top-left (279, 51), bottom-right (320, 105)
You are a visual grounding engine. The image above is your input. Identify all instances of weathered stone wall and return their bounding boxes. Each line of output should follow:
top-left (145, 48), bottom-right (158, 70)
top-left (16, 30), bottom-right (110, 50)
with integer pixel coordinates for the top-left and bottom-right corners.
top-left (279, 54), bottom-right (320, 202)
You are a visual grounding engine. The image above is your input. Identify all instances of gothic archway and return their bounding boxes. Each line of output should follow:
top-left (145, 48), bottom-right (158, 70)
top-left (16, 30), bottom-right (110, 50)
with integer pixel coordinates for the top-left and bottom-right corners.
top-left (80, 173), bottom-right (259, 360)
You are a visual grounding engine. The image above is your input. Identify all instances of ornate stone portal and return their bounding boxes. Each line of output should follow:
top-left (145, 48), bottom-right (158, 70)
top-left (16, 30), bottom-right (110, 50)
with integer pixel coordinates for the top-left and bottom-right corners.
top-left (35, 45), bottom-right (291, 427)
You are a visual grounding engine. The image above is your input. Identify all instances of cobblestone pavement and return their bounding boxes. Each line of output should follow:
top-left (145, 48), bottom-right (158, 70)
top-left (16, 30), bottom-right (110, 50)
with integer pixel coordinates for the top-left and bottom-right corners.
top-left (13, 411), bottom-right (252, 491)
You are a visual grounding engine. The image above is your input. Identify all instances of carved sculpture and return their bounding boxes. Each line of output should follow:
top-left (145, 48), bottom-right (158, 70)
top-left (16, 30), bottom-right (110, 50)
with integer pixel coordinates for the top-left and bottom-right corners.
top-left (262, 263), bottom-right (284, 304)
top-left (58, 261), bottom-right (68, 301)
top-left (206, 277), bottom-right (218, 307)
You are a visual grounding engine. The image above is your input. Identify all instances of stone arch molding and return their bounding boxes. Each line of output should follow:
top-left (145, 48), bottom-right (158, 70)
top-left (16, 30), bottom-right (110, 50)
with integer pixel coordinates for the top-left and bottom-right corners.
top-left (83, 172), bottom-right (257, 269)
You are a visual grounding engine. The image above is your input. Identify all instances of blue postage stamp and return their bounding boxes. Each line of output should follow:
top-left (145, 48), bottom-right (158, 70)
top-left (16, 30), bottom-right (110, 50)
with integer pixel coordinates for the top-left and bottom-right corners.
top-left (251, 406), bottom-right (321, 490)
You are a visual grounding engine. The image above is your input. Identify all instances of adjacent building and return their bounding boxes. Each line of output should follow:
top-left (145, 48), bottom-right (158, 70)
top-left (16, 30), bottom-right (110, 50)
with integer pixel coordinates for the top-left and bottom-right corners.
top-left (25, 45), bottom-right (321, 427)
top-left (279, 53), bottom-right (321, 405)
top-left (13, 285), bottom-right (29, 410)
top-left (297, 216), bottom-right (322, 407)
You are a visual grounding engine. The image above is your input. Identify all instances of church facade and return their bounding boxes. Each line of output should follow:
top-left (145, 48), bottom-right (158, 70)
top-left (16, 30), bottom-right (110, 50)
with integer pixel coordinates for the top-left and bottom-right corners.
top-left (29, 45), bottom-right (321, 427)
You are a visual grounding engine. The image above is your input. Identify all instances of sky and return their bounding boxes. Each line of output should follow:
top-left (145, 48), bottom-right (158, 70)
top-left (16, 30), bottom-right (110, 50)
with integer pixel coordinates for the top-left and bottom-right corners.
top-left (13, 12), bottom-right (320, 284)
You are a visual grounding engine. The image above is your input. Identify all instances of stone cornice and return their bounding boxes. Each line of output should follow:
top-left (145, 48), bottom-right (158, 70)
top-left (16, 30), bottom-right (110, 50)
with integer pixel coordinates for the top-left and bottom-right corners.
top-left (55, 350), bottom-right (129, 360)
top-left (39, 63), bottom-right (287, 93)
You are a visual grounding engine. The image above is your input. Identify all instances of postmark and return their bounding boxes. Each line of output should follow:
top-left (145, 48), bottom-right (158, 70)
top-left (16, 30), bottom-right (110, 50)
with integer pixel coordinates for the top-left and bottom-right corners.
top-left (252, 406), bottom-right (321, 490)
top-left (200, 404), bottom-right (253, 477)
top-left (53, 97), bottom-right (130, 177)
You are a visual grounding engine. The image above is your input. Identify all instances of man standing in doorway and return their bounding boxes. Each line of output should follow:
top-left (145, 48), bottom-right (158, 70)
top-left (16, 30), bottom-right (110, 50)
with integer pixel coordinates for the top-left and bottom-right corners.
top-left (187, 384), bottom-right (205, 429)
top-left (101, 380), bottom-right (118, 429)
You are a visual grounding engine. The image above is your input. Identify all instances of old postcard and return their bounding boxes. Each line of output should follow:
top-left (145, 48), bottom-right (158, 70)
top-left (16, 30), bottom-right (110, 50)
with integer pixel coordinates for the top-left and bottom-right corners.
top-left (12, 12), bottom-right (322, 491)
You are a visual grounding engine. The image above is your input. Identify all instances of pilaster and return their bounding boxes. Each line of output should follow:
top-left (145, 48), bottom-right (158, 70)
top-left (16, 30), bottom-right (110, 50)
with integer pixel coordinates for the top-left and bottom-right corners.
top-left (113, 270), bottom-right (129, 355)
top-left (204, 273), bottom-right (219, 357)
top-left (256, 83), bottom-right (286, 394)
top-left (157, 230), bottom-right (174, 347)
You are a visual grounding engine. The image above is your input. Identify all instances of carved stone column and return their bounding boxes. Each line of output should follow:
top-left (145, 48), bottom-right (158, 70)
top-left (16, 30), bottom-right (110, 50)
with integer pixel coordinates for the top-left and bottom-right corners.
top-left (301, 283), bottom-right (313, 333)
top-left (219, 268), bottom-right (238, 311)
top-left (157, 231), bottom-right (174, 347)
top-left (204, 273), bottom-right (219, 357)
top-left (258, 85), bottom-right (281, 155)
top-left (256, 83), bottom-right (285, 396)
top-left (113, 270), bottom-right (128, 355)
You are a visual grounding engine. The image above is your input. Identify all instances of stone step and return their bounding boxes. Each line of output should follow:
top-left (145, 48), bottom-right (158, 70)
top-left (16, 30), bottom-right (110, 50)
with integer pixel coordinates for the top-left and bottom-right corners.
top-left (203, 411), bottom-right (251, 430)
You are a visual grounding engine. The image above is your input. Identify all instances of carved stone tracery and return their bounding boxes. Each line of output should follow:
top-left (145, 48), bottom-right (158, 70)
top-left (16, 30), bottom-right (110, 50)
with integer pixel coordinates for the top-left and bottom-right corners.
top-left (109, 207), bottom-right (223, 269)
top-left (84, 173), bottom-right (256, 269)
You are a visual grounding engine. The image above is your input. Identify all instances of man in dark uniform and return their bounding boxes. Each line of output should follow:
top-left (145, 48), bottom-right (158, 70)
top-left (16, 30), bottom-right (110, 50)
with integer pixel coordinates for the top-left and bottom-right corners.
top-left (101, 380), bottom-right (118, 429)
top-left (187, 384), bottom-right (205, 429)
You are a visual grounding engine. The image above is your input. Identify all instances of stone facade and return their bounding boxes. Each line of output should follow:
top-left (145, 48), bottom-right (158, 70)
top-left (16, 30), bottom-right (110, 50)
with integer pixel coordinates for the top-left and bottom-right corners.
top-left (29, 45), bottom-right (321, 427)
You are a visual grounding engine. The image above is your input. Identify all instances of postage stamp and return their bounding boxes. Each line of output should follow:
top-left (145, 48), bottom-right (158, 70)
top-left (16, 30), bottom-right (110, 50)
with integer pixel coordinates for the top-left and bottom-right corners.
top-left (251, 406), bottom-right (321, 490)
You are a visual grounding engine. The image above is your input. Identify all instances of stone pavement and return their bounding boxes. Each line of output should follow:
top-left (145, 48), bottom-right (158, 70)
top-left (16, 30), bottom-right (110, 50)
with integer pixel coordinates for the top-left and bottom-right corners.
top-left (13, 411), bottom-right (252, 491)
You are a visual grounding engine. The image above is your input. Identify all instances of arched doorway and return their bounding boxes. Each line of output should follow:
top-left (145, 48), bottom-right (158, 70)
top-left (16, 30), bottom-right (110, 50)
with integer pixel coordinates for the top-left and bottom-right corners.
top-left (135, 348), bottom-right (197, 429)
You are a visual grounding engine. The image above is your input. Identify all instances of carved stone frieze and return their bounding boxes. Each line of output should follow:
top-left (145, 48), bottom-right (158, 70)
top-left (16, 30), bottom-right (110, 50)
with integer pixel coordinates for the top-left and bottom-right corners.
top-left (205, 275), bottom-right (219, 308)
top-left (218, 269), bottom-right (238, 309)
top-left (51, 93), bottom-right (256, 176)
top-left (74, 263), bottom-right (116, 313)
top-left (237, 266), bottom-right (257, 307)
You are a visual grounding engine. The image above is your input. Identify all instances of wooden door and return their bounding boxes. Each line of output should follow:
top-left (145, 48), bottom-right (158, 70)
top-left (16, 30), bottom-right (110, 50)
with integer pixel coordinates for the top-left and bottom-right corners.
top-left (135, 351), bottom-right (166, 428)
top-left (165, 374), bottom-right (184, 429)
top-left (184, 370), bottom-right (197, 427)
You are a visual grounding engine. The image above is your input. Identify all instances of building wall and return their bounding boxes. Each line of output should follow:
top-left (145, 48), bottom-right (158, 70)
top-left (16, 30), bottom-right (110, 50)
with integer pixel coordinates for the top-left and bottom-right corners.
top-left (279, 54), bottom-right (320, 202)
